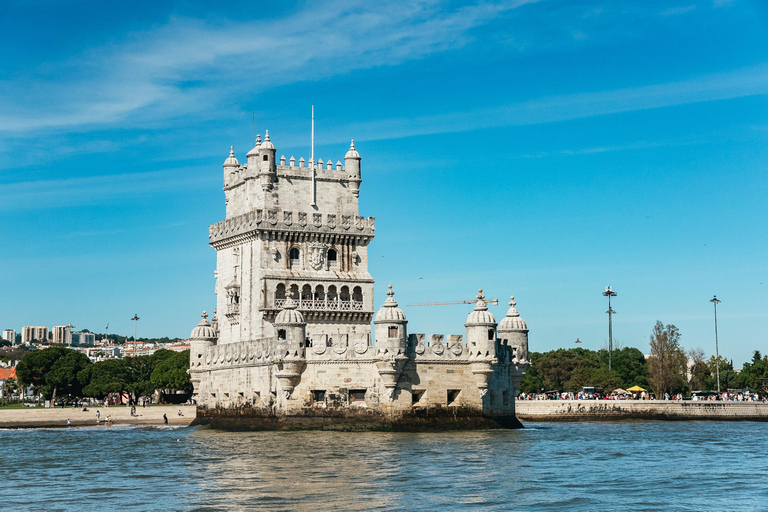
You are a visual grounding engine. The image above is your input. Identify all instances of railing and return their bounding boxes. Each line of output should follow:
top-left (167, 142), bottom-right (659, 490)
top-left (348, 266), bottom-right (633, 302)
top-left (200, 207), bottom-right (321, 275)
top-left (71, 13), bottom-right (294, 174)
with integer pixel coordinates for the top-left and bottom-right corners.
top-left (274, 298), bottom-right (363, 311)
top-left (226, 303), bottom-right (240, 315)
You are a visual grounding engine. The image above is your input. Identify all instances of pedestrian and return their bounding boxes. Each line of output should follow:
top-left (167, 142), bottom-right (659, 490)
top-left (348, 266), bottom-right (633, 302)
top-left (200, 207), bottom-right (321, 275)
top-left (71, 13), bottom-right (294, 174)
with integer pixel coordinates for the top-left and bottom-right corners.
top-left (96, 410), bottom-right (100, 423)
top-left (67, 419), bottom-right (71, 428)
top-left (163, 413), bottom-right (168, 425)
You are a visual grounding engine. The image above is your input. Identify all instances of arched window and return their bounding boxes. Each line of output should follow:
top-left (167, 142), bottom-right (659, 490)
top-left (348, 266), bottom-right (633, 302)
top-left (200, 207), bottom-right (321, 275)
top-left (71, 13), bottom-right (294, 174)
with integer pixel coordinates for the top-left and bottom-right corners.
top-left (315, 285), bottom-right (325, 301)
top-left (327, 249), bottom-right (338, 267)
top-left (276, 283), bottom-right (286, 300)
top-left (302, 284), bottom-right (312, 300)
top-left (488, 328), bottom-right (495, 341)
top-left (289, 284), bottom-right (299, 299)
top-left (340, 286), bottom-right (350, 301)
top-left (327, 285), bottom-right (338, 301)
top-left (352, 286), bottom-right (363, 302)
top-left (388, 326), bottom-right (398, 338)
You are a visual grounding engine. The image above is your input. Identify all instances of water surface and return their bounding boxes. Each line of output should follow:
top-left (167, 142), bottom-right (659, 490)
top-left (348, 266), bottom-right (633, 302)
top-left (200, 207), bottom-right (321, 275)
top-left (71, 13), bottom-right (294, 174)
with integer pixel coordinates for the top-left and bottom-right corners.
top-left (1, 421), bottom-right (765, 511)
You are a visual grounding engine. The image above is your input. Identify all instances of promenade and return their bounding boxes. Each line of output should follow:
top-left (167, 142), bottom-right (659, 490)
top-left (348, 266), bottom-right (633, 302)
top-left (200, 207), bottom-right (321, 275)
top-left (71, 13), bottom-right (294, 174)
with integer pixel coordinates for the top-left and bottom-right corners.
top-left (0, 404), bottom-right (197, 428)
top-left (516, 399), bottom-right (768, 421)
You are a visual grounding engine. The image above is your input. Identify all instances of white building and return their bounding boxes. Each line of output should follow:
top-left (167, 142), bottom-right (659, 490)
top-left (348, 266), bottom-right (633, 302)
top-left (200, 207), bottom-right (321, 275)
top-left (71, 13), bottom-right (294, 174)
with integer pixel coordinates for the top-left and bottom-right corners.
top-left (2, 329), bottom-right (15, 345)
top-left (22, 326), bottom-right (49, 344)
top-left (52, 325), bottom-right (72, 345)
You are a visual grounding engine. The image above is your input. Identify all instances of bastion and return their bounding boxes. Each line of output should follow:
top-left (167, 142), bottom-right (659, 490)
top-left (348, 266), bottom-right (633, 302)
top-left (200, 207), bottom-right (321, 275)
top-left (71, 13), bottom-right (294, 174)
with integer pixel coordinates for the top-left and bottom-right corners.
top-left (188, 132), bottom-right (529, 430)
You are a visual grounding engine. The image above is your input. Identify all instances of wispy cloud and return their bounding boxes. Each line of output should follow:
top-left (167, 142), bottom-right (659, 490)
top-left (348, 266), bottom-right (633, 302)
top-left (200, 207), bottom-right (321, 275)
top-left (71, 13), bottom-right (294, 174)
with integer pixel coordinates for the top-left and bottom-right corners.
top-left (0, 0), bottom-right (537, 133)
top-left (0, 169), bottom-right (215, 210)
top-left (332, 64), bottom-right (768, 143)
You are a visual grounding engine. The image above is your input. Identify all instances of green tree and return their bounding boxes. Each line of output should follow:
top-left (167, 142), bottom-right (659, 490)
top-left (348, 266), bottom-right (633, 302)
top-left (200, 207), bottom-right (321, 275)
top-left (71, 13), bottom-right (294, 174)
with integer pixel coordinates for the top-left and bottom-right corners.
top-left (16, 347), bottom-right (91, 400)
top-left (81, 359), bottom-right (129, 399)
top-left (737, 351), bottom-right (768, 393)
top-left (647, 321), bottom-right (688, 397)
top-left (688, 347), bottom-right (710, 391)
top-left (151, 350), bottom-right (192, 394)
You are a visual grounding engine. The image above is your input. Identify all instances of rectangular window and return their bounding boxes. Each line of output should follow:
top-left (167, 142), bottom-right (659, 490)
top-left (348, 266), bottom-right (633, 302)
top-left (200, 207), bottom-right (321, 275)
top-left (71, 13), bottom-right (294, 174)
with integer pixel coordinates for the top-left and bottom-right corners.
top-left (349, 389), bottom-right (366, 402)
top-left (447, 389), bottom-right (460, 405)
top-left (388, 326), bottom-right (398, 338)
top-left (312, 390), bottom-right (326, 403)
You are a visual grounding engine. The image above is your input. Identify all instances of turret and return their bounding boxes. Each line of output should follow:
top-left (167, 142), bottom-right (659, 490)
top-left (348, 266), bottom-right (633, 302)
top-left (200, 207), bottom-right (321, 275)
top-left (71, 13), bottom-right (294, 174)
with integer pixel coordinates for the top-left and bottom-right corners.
top-left (273, 297), bottom-right (306, 399)
top-left (374, 284), bottom-right (408, 356)
top-left (465, 289), bottom-right (498, 358)
top-left (344, 140), bottom-right (361, 197)
top-left (258, 130), bottom-right (277, 191)
top-left (497, 295), bottom-right (529, 362)
top-left (188, 311), bottom-right (218, 398)
top-left (223, 146), bottom-right (239, 186)
top-left (374, 285), bottom-right (409, 401)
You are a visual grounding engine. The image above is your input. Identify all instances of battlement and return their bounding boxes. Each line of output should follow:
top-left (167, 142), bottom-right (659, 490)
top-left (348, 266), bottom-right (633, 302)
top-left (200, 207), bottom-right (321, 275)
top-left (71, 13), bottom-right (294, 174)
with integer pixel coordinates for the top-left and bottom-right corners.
top-left (209, 208), bottom-right (375, 246)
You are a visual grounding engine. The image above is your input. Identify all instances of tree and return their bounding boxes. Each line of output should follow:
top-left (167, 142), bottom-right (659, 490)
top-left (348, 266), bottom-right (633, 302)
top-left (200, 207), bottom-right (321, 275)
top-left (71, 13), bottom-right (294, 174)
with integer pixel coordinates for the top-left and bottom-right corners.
top-left (151, 350), bottom-right (192, 394)
top-left (81, 359), bottom-right (129, 399)
top-left (16, 347), bottom-right (91, 400)
top-left (688, 347), bottom-right (710, 391)
top-left (647, 321), bottom-right (688, 397)
top-left (598, 347), bottom-right (649, 389)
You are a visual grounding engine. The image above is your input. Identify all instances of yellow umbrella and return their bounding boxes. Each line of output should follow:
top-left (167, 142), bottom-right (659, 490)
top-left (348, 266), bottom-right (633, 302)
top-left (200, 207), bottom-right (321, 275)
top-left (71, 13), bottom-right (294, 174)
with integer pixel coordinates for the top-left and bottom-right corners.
top-left (626, 385), bottom-right (646, 392)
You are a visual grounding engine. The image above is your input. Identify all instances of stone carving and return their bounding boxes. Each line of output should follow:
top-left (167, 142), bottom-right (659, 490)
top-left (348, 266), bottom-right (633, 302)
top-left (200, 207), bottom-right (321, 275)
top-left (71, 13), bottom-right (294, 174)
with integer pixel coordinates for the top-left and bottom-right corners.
top-left (298, 212), bottom-right (307, 227)
top-left (313, 213), bottom-right (322, 227)
top-left (283, 211), bottom-right (292, 226)
top-left (308, 242), bottom-right (326, 271)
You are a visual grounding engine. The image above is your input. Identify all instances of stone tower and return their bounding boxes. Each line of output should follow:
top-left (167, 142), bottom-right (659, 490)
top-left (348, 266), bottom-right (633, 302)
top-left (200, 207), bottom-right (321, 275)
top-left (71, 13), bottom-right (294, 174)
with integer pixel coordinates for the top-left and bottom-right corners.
top-left (208, 134), bottom-right (376, 349)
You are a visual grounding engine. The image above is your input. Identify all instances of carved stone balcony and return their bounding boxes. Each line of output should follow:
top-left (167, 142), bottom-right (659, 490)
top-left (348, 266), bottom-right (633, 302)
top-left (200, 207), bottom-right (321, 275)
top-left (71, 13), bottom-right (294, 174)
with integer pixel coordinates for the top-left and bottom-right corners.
top-left (274, 298), bottom-right (363, 311)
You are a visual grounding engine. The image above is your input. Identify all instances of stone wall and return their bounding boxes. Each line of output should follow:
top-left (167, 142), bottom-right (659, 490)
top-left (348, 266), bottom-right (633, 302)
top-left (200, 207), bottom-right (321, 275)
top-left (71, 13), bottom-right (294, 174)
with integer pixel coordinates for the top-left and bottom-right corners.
top-left (515, 400), bottom-right (768, 421)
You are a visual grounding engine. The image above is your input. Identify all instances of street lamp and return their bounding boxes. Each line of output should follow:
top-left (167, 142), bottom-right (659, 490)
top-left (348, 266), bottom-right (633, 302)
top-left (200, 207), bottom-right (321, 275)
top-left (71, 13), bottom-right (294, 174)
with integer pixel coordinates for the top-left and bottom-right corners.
top-left (603, 286), bottom-right (617, 371)
top-left (710, 296), bottom-right (721, 395)
top-left (131, 314), bottom-right (140, 358)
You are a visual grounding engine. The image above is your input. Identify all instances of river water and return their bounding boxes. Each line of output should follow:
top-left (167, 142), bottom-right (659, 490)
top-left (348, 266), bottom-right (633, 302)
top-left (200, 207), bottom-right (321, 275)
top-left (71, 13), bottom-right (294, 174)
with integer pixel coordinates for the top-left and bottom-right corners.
top-left (1, 421), bottom-right (765, 511)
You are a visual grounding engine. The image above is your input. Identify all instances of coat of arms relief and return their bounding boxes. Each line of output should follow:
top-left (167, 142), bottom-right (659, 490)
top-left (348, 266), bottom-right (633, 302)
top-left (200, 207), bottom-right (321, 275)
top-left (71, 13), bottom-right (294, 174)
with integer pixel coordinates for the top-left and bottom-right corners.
top-left (308, 242), bottom-right (326, 270)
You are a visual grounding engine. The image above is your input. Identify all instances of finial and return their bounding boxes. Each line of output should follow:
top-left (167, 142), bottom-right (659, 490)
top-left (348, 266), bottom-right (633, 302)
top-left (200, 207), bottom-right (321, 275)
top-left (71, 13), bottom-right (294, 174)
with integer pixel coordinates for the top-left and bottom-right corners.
top-left (229, 146), bottom-right (235, 157)
top-left (201, 311), bottom-right (208, 320)
top-left (256, 134), bottom-right (262, 145)
top-left (265, 130), bottom-right (270, 141)
top-left (509, 295), bottom-right (516, 307)
top-left (477, 288), bottom-right (485, 300)
top-left (350, 139), bottom-right (355, 150)
top-left (387, 284), bottom-right (394, 297)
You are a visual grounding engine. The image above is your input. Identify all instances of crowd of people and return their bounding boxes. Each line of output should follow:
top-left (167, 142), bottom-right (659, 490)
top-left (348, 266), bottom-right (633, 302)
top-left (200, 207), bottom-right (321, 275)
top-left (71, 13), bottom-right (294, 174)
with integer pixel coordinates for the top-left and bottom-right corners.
top-left (517, 390), bottom-right (767, 401)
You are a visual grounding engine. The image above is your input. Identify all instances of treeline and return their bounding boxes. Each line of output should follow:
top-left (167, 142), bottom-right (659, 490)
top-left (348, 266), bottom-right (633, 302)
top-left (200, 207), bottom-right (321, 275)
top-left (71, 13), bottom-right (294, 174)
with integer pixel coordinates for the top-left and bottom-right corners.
top-left (521, 320), bottom-right (768, 397)
top-left (14, 347), bottom-right (191, 403)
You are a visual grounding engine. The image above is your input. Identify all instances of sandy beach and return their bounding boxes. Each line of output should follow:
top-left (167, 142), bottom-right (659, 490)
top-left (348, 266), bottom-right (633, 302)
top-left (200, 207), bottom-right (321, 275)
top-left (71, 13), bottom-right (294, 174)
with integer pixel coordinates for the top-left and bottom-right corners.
top-left (0, 404), bottom-right (196, 428)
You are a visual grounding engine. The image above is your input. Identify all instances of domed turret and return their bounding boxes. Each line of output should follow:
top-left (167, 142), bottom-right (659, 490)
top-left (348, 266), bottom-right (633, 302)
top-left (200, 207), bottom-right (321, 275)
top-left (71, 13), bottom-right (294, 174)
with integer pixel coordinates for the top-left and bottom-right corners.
top-left (257, 130), bottom-right (277, 191)
top-left (465, 289), bottom-right (498, 358)
top-left (273, 296), bottom-right (306, 400)
top-left (223, 146), bottom-right (239, 168)
top-left (188, 311), bottom-right (217, 397)
top-left (344, 140), bottom-right (361, 197)
top-left (374, 285), bottom-right (408, 356)
top-left (497, 295), bottom-right (529, 362)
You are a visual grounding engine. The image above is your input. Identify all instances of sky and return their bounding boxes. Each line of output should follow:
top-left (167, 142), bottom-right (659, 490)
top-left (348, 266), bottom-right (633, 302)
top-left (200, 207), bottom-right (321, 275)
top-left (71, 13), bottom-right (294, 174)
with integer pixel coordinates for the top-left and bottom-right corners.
top-left (1, 0), bottom-right (766, 365)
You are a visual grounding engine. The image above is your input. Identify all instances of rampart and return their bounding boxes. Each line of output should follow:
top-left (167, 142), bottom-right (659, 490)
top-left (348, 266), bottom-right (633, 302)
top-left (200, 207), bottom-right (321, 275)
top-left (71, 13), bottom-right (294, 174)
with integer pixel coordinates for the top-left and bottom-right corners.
top-left (515, 400), bottom-right (768, 421)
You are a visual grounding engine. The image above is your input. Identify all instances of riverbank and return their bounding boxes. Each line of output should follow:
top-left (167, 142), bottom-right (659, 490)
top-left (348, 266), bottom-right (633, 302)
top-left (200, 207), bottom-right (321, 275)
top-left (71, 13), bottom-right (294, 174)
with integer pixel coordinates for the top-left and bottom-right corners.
top-left (0, 405), bottom-right (197, 428)
top-left (515, 399), bottom-right (768, 421)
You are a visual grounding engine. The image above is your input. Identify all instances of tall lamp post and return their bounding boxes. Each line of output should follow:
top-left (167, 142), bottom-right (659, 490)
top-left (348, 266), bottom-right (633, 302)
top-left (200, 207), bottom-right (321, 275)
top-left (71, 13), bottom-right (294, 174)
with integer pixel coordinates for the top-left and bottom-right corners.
top-left (603, 286), bottom-right (617, 371)
top-left (710, 296), bottom-right (721, 395)
top-left (131, 314), bottom-right (140, 358)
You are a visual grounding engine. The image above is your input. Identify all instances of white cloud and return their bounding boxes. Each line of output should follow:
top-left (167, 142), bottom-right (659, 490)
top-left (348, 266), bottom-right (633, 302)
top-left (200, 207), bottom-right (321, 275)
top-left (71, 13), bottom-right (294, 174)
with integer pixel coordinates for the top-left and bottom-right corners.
top-left (0, 0), bottom-right (537, 133)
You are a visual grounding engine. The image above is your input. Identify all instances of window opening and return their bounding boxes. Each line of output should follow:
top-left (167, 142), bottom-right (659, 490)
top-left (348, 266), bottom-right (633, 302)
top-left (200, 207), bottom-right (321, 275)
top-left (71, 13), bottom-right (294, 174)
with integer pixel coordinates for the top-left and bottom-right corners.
top-left (312, 390), bottom-right (326, 403)
top-left (447, 389), bottom-right (461, 405)
top-left (349, 389), bottom-right (366, 402)
top-left (488, 328), bottom-right (495, 340)
top-left (412, 390), bottom-right (425, 405)
top-left (388, 326), bottom-right (398, 338)
top-left (277, 329), bottom-right (286, 341)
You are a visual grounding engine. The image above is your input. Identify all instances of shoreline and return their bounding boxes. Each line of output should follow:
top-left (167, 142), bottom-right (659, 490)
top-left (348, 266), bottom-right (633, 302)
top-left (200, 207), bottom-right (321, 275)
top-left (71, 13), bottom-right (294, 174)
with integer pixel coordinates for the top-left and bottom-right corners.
top-left (515, 399), bottom-right (768, 422)
top-left (0, 404), bottom-right (197, 429)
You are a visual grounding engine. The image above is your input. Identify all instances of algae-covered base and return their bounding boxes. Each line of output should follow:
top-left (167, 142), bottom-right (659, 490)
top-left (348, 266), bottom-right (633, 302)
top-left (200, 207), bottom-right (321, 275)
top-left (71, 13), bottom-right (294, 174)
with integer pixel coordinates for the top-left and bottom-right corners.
top-left (193, 406), bottom-right (524, 431)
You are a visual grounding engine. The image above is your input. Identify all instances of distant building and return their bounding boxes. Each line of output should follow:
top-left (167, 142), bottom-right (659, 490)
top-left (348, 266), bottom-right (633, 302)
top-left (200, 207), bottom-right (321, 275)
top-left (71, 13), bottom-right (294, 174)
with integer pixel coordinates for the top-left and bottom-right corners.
top-left (0, 367), bottom-right (18, 398)
top-left (52, 325), bottom-right (72, 345)
top-left (2, 329), bottom-right (15, 345)
top-left (22, 326), bottom-right (49, 345)
top-left (71, 331), bottom-right (96, 346)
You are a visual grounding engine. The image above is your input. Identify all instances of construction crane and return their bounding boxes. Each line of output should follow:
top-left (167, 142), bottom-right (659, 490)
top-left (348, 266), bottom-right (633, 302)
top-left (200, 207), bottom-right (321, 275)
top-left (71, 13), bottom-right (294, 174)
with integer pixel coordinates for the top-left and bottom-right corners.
top-left (406, 289), bottom-right (499, 307)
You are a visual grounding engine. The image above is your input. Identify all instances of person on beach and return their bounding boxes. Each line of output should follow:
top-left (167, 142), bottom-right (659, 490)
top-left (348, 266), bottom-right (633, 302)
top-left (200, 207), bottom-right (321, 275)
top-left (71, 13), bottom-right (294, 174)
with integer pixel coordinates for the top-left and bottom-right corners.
top-left (67, 419), bottom-right (71, 428)
top-left (96, 410), bottom-right (100, 423)
top-left (163, 413), bottom-right (168, 425)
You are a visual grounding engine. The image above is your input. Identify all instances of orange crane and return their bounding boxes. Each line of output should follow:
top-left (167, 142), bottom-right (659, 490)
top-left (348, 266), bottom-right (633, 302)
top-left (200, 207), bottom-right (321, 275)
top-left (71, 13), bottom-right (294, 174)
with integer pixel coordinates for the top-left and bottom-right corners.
top-left (406, 289), bottom-right (499, 307)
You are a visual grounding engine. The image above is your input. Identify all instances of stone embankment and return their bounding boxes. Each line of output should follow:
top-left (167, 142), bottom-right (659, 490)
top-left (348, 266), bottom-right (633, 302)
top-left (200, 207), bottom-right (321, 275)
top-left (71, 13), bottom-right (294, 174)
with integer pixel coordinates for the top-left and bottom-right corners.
top-left (0, 405), bottom-right (197, 428)
top-left (515, 400), bottom-right (768, 421)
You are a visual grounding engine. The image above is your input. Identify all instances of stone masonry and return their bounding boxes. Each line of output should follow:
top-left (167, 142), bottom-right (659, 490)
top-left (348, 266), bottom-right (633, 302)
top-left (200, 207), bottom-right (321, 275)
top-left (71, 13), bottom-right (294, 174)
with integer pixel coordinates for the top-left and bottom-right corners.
top-left (189, 130), bottom-right (530, 430)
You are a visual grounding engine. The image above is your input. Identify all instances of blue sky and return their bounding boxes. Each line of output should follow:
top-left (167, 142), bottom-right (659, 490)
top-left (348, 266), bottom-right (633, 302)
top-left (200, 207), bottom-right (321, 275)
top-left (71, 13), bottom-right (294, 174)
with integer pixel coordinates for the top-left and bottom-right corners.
top-left (1, 0), bottom-right (766, 365)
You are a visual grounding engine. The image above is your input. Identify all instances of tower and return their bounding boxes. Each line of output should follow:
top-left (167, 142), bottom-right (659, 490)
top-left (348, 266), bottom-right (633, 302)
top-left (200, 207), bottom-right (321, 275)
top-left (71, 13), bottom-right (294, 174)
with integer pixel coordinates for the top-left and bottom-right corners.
top-left (209, 131), bottom-right (376, 350)
top-left (497, 295), bottom-right (529, 362)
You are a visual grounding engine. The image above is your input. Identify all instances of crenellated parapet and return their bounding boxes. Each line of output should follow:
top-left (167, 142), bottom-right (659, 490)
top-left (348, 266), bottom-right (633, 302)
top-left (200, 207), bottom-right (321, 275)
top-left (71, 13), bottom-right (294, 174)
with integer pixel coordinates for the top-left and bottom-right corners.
top-left (209, 209), bottom-right (375, 247)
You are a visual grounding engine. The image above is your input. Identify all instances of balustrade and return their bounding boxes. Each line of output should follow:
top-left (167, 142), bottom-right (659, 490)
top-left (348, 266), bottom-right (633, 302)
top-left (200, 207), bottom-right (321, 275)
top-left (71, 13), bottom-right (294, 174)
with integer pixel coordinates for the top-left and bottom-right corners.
top-left (274, 298), bottom-right (363, 311)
